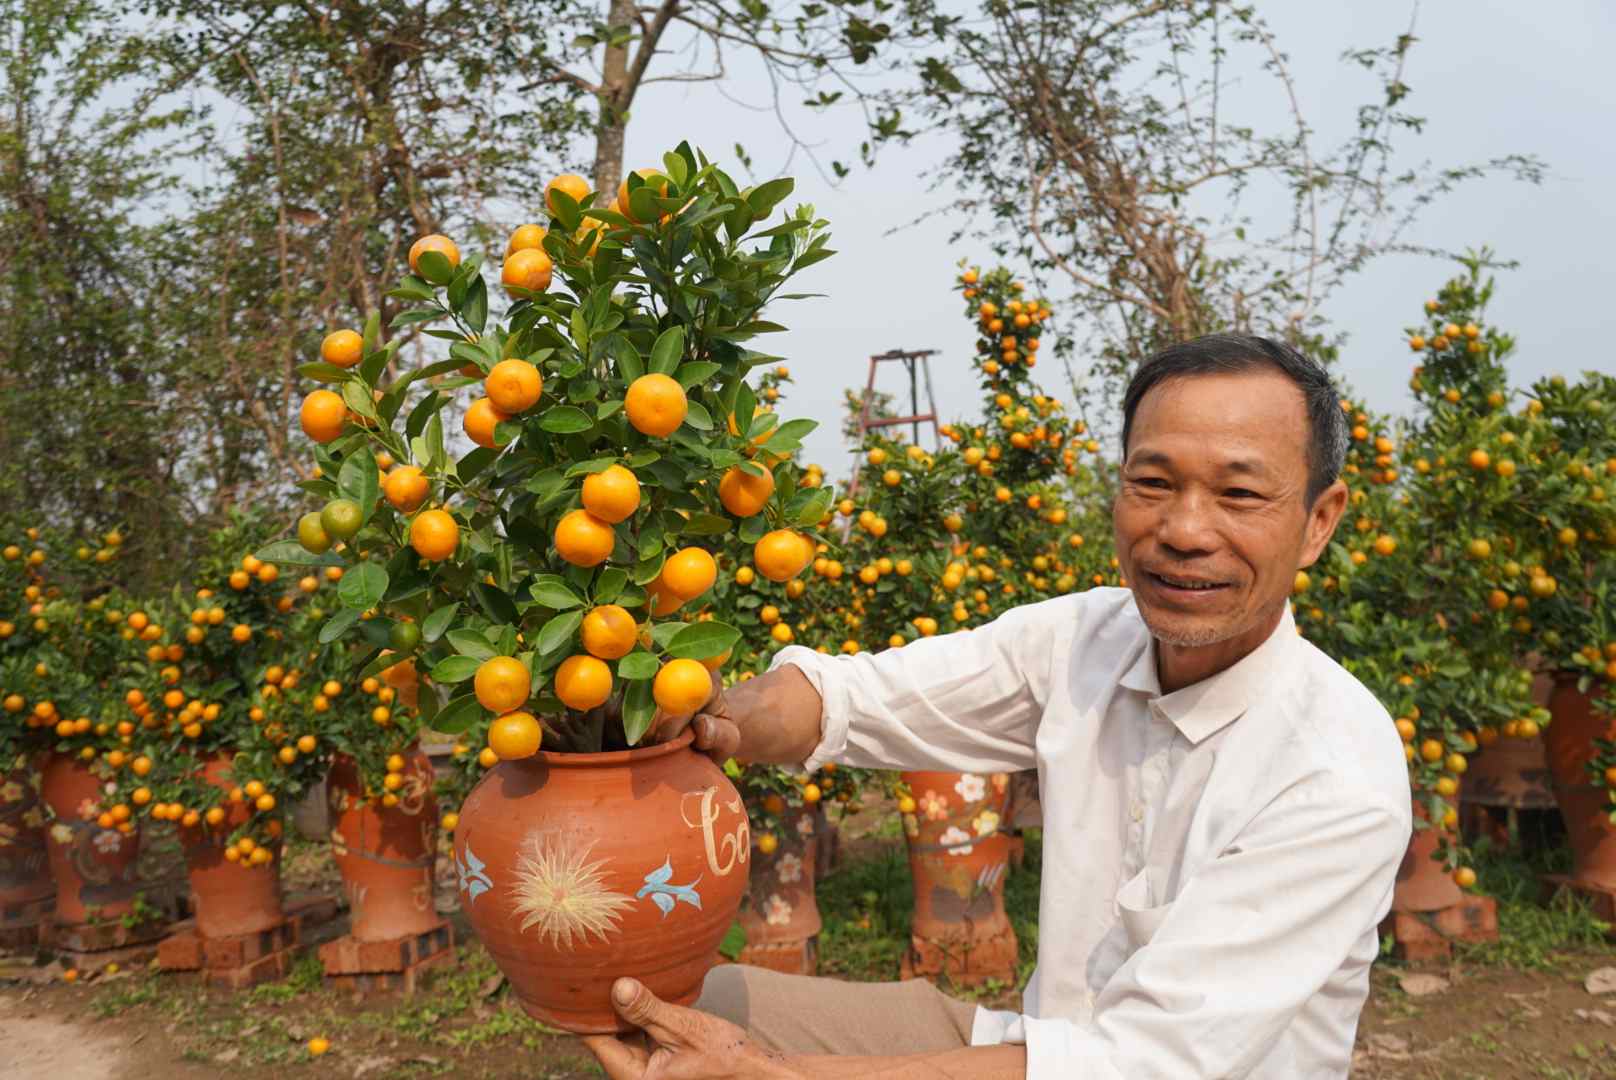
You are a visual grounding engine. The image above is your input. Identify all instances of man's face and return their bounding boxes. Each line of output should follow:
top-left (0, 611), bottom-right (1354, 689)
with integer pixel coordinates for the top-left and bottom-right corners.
top-left (1113, 368), bottom-right (1346, 682)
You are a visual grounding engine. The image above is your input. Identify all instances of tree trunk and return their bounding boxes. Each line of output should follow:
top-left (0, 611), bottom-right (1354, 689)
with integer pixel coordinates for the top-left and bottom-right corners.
top-left (591, 0), bottom-right (638, 199)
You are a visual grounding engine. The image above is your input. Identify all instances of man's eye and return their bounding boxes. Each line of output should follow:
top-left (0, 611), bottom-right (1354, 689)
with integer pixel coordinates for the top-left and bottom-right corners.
top-left (1225, 488), bottom-right (1262, 500)
top-left (1131, 476), bottom-right (1169, 489)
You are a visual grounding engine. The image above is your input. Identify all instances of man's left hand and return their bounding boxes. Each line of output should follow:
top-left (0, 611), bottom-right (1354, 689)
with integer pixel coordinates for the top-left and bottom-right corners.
top-left (583, 977), bottom-right (800, 1079)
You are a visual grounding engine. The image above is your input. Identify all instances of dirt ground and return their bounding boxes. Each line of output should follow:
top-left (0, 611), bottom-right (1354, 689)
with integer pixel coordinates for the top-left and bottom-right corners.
top-left (4, 816), bottom-right (1616, 1078)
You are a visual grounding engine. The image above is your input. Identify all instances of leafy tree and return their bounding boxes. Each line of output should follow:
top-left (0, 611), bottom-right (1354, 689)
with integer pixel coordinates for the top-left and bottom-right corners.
top-left (903, 1), bottom-right (1543, 407)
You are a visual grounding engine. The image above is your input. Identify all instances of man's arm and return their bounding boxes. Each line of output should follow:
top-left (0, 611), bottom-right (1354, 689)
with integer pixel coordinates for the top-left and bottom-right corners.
top-left (652, 597), bottom-right (1064, 772)
top-left (788, 1047), bottom-right (1027, 1078)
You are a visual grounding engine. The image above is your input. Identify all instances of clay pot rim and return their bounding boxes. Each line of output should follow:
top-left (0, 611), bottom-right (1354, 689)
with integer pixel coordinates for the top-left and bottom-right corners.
top-left (526, 729), bottom-right (695, 769)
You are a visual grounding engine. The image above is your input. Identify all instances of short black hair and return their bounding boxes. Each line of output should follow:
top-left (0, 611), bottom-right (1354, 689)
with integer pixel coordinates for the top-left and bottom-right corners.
top-left (1121, 333), bottom-right (1348, 505)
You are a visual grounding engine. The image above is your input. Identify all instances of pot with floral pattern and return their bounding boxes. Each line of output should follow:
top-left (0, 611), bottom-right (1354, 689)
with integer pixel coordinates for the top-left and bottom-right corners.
top-left (737, 793), bottom-right (820, 974)
top-left (897, 770), bottom-right (1018, 986)
top-left (182, 754), bottom-right (284, 938)
top-left (0, 759), bottom-right (54, 930)
top-left (327, 747), bottom-right (440, 941)
top-left (452, 732), bottom-right (749, 1034)
top-left (39, 753), bottom-right (144, 925)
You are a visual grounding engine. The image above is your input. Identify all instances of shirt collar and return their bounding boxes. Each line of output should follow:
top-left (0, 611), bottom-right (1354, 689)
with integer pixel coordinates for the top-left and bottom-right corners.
top-left (1120, 603), bottom-right (1299, 745)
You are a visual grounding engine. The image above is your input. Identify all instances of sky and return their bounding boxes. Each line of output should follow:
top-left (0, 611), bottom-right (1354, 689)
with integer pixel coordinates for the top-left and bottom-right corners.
top-left (621, 1), bottom-right (1616, 473)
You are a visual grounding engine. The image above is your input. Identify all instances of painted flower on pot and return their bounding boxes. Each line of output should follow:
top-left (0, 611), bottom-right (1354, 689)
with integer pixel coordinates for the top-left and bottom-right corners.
top-left (990, 773), bottom-right (1009, 794)
top-left (764, 893), bottom-right (793, 926)
top-left (454, 843), bottom-right (492, 903)
top-left (971, 809), bottom-right (1000, 837)
top-left (775, 852), bottom-right (803, 884)
top-left (635, 857), bottom-right (703, 917)
top-left (919, 790), bottom-right (949, 821)
top-left (939, 825), bottom-right (974, 856)
top-left (511, 835), bottom-right (634, 949)
top-left (794, 813), bottom-right (814, 837)
top-left (49, 823), bottom-right (73, 845)
top-left (21, 807), bottom-right (43, 828)
top-left (76, 797), bottom-right (98, 822)
top-left (92, 830), bottom-right (122, 854)
top-left (954, 774), bottom-right (986, 803)
top-left (1, 781), bottom-right (22, 803)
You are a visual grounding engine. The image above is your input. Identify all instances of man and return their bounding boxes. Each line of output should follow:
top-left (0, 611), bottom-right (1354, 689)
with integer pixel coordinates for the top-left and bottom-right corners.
top-left (586, 334), bottom-right (1412, 1079)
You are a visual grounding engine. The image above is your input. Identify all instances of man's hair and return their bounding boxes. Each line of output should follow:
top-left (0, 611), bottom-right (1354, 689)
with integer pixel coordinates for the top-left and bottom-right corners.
top-left (1120, 333), bottom-right (1348, 506)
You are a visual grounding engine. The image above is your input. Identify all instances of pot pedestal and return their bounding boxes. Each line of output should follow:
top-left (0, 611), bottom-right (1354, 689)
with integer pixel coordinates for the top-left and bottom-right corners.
top-left (1378, 895), bottom-right (1500, 966)
top-left (738, 801), bottom-right (821, 976)
top-left (158, 893), bottom-right (341, 989)
top-left (319, 749), bottom-right (456, 996)
top-left (898, 771), bottom-right (1018, 988)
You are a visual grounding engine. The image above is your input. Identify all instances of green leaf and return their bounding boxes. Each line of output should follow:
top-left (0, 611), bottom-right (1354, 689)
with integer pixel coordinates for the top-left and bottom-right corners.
top-left (794, 487), bottom-right (834, 526)
top-left (431, 693), bottom-right (483, 734)
top-left (430, 655), bottom-right (482, 684)
top-left (651, 621), bottom-right (689, 649)
top-left (319, 607), bottom-right (362, 644)
top-left (649, 325), bottom-right (685, 375)
top-left (610, 335), bottom-right (644, 382)
top-left (536, 610), bottom-right (584, 654)
top-left (718, 920), bottom-right (746, 961)
top-left (564, 457), bottom-right (618, 478)
top-left (617, 651), bottom-right (659, 680)
top-left (338, 450), bottom-right (380, 524)
top-left (422, 603), bottom-right (459, 643)
top-left (675, 361), bottom-right (721, 389)
top-left (447, 628), bottom-right (498, 660)
top-left (417, 249), bottom-right (455, 285)
top-left (746, 177), bottom-right (795, 217)
top-left (683, 400), bottom-right (714, 431)
top-left (622, 677), bottom-right (656, 746)
top-left (338, 563), bottom-right (389, 610)
top-left (594, 567), bottom-right (629, 603)
top-left (297, 361), bottom-right (351, 383)
top-left (252, 540), bottom-right (344, 568)
top-left (463, 277), bottom-right (489, 334)
top-left (475, 583), bottom-right (519, 625)
top-left (342, 379), bottom-right (379, 421)
top-left (667, 622), bottom-right (740, 660)
top-left (540, 406), bottom-right (594, 434)
top-left (532, 575), bottom-right (584, 609)
top-left (680, 512), bottom-right (732, 536)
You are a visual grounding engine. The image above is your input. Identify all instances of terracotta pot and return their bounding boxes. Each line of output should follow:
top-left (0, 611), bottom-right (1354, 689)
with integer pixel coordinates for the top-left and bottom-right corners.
top-left (899, 770), bottom-right (1018, 985)
top-left (1392, 816), bottom-right (1463, 912)
top-left (0, 760), bottom-right (54, 917)
top-left (1461, 734), bottom-right (1556, 810)
top-left (1544, 677), bottom-right (1616, 890)
top-left (182, 755), bottom-right (284, 938)
top-left (328, 748), bottom-right (440, 941)
top-left (39, 754), bottom-right (143, 924)
top-left (452, 731), bottom-right (749, 1033)
top-left (738, 798), bottom-right (820, 973)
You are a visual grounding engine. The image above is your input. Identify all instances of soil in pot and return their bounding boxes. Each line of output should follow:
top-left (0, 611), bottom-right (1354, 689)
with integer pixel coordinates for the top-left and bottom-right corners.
top-left (327, 747), bottom-right (440, 941)
top-left (182, 755), bottom-right (283, 939)
top-left (452, 731), bottom-right (748, 1034)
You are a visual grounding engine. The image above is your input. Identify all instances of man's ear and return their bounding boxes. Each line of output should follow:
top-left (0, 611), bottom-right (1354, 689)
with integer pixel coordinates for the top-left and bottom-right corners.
top-left (1300, 479), bottom-right (1349, 567)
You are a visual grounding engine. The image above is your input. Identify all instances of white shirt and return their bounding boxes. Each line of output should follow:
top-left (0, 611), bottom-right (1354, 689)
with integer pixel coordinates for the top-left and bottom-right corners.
top-left (774, 587), bottom-right (1411, 1079)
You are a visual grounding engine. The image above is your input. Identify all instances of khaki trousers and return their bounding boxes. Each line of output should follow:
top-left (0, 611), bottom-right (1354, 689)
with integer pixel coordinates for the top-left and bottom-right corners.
top-left (695, 964), bottom-right (979, 1056)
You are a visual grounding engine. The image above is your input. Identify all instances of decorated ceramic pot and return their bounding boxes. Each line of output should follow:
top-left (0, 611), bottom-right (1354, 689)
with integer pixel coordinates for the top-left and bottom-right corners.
top-left (898, 769), bottom-right (1018, 985)
top-left (453, 731), bottom-right (749, 1033)
top-left (39, 754), bottom-right (144, 925)
top-left (182, 754), bottom-right (284, 938)
top-left (0, 760), bottom-right (54, 919)
top-left (328, 747), bottom-right (440, 941)
top-left (737, 797), bottom-right (821, 974)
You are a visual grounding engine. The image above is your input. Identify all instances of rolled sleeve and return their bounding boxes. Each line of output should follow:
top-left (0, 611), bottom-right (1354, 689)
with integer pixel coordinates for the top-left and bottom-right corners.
top-left (767, 597), bottom-right (1074, 774)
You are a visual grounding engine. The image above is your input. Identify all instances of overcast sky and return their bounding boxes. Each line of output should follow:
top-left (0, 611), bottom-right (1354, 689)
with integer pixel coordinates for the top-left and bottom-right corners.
top-left (620, 1), bottom-right (1616, 473)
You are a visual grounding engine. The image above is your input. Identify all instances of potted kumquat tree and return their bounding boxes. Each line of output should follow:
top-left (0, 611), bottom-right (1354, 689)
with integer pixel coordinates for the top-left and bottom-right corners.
top-left (264, 144), bottom-right (836, 1032)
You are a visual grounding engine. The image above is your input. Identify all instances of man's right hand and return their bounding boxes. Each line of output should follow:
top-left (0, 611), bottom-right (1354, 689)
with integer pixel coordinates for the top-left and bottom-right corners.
top-left (641, 662), bottom-right (826, 769)
top-left (648, 666), bottom-right (740, 764)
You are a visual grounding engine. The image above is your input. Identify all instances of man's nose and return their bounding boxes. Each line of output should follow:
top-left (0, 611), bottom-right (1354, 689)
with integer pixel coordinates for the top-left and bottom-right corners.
top-left (1155, 490), bottom-right (1219, 555)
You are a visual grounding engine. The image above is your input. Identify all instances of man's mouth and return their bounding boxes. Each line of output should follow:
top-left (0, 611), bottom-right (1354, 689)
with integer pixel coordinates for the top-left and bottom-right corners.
top-left (1145, 570), bottom-right (1232, 593)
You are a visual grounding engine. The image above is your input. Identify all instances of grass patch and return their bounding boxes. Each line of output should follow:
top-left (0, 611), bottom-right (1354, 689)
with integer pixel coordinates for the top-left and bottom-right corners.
top-left (1454, 833), bottom-right (1610, 969)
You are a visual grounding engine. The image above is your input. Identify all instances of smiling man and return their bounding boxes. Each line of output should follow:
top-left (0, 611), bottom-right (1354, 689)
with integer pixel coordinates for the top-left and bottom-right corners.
top-left (587, 334), bottom-right (1412, 1080)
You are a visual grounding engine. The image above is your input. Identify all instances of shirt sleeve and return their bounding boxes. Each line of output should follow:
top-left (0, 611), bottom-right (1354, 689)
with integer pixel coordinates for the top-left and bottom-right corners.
top-left (975, 775), bottom-right (1410, 1079)
top-left (768, 595), bottom-right (1074, 774)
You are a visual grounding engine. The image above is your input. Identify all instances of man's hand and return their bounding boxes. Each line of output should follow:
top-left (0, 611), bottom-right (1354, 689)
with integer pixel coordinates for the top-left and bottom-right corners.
top-left (583, 977), bottom-right (799, 1079)
top-left (647, 667), bottom-right (740, 764)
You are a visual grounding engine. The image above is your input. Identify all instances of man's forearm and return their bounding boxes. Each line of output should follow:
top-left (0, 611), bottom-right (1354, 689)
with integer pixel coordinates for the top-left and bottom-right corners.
top-left (787, 1045), bottom-right (1027, 1079)
top-left (720, 663), bottom-right (825, 765)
